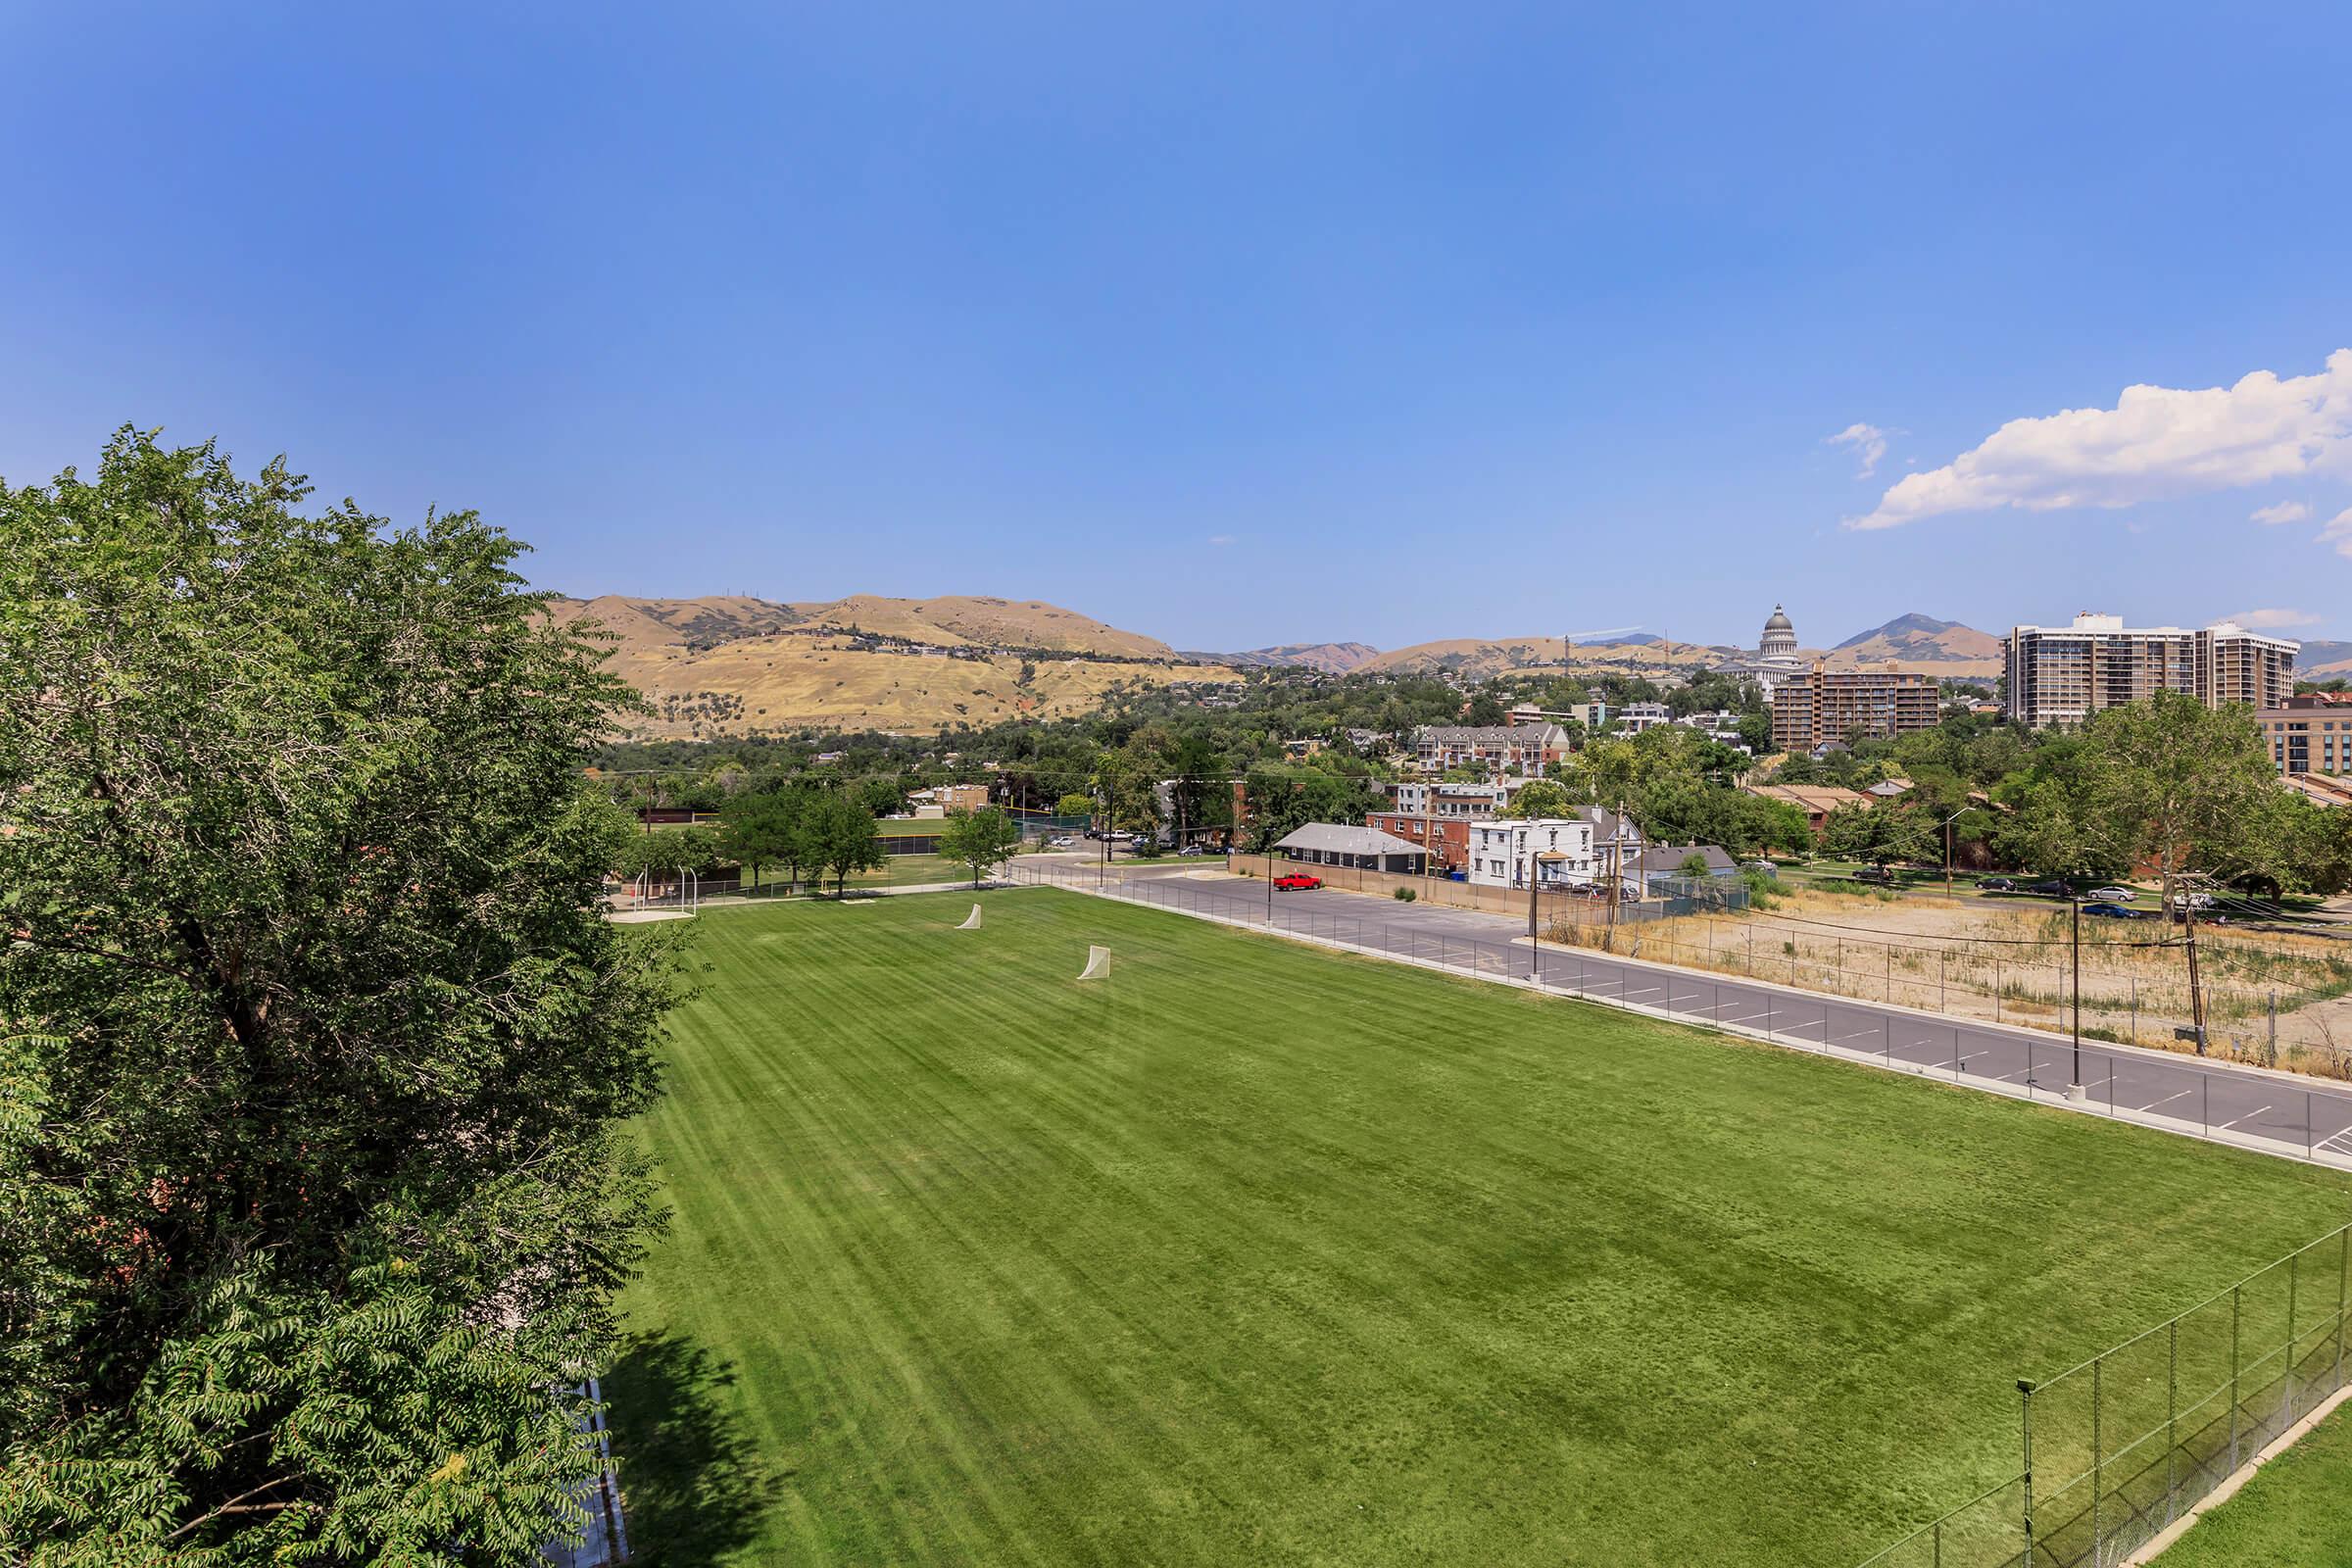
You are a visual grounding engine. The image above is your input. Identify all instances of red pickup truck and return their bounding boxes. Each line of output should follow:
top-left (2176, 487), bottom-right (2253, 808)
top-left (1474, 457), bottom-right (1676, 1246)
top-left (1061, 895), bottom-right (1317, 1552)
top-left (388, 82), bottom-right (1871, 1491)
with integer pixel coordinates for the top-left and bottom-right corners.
top-left (1273, 873), bottom-right (1323, 891)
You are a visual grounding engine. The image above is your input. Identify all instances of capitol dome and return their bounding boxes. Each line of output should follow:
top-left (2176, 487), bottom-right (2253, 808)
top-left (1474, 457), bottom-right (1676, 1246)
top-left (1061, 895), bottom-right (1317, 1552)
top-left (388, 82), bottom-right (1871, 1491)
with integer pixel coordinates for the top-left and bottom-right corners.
top-left (1759, 605), bottom-right (1798, 659)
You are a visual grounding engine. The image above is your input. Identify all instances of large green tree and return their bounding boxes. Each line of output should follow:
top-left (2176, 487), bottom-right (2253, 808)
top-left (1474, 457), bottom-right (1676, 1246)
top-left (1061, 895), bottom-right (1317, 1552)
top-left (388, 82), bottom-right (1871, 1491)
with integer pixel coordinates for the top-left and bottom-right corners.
top-left (806, 791), bottom-right (885, 893)
top-left (2079, 693), bottom-right (2289, 909)
top-left (937, 807), bottom-right (1025, 889)
top-left (0, 432), bottom-right (679, 1562)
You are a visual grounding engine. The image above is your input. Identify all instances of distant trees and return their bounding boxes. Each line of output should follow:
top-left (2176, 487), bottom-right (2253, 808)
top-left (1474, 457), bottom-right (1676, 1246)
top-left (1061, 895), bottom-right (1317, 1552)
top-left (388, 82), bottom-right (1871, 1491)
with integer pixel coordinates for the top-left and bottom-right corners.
top-left (1499, 778), bottom-right (1575, 818)
top-left (1821, 803), bottom-right (1912, 871)
top-left (938, 807), bottom-right (1025, 888)
top-left (719, 783), bottom-right (823, 891)
top-left (805, 792), bottom-right (885, 893)
top-left (1055, 790), bottom-right (1098, 821)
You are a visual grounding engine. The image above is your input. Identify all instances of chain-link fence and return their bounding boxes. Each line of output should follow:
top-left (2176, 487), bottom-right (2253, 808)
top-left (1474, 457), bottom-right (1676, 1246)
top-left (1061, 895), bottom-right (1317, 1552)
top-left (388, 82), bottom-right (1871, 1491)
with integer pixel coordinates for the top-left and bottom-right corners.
top-left (1534, 910), bottom-right (2352, 1080)
top-left (1001, 862), bottom-right (2352, 1567)
top-left (1858, 1223), bottom-right (2352, 1568)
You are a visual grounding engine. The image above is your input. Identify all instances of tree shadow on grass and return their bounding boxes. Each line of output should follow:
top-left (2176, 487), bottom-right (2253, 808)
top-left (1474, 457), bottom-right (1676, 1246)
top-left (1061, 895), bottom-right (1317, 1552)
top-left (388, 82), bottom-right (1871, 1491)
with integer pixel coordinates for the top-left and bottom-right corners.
top-left (603, 1331), bottom-right (781, 1566)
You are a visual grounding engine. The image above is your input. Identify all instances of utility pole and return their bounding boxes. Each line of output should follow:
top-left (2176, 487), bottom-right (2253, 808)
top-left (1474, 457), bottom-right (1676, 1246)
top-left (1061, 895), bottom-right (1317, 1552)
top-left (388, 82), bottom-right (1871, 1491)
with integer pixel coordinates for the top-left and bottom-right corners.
top-left (1944, 817), bottom-right (1954, 897)
top-left (1605, 802), bottom-right (1626, 951)
top-left (2184, 905), bottom-right (2209, 1054)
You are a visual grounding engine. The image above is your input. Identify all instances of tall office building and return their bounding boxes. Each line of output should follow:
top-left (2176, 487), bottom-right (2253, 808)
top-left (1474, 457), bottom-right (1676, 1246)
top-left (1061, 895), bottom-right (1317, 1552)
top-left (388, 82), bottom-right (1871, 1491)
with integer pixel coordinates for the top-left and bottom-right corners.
top-left (2002, 613), bottom-right (2297, 728)
top-left (1769, 662), bottom-right (1940, 753)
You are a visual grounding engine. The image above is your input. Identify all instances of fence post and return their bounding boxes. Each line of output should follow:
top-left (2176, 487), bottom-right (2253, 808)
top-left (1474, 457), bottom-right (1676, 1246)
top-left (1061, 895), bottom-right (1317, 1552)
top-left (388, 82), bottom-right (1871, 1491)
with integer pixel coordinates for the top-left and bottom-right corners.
top-left (2166, 1317), bottom-right (2180, 1528)
top-left (1997, 959), bottom-right (2003, 1022)
top-left (2285, 1250), bottom-right (2302, 1429)
top-left (2338, 1226), bottom-right (2350, 1397)
top-left (2230, 1285), bottom-right (2243, 1471)
top-left (1938, 950), bottom-right (1945, 1012)
top-left (2132, 976), bottom-right (2138, 1046)
top-left (2020, 1380), bottom-right (2035, 1564)
top-left (2091, 1355), bottom-right (2103, 1560)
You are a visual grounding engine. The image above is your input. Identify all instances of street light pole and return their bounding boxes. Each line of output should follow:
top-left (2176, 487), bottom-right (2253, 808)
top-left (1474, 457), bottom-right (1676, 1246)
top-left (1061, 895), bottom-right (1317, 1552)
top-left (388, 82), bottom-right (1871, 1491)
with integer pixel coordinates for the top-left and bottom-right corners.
top-left (2068, 893), bottom-right (2086, 1102)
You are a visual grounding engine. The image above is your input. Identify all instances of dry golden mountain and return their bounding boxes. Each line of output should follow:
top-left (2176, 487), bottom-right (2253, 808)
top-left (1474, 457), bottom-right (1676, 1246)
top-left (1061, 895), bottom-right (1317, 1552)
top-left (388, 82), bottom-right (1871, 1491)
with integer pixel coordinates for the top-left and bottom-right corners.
top-left (1822, 613), bottom-right (2003, 678)
top-left (545, 594), bottom-right (1233, 737)
top-left (783, 594), bottom-right (1177, 657)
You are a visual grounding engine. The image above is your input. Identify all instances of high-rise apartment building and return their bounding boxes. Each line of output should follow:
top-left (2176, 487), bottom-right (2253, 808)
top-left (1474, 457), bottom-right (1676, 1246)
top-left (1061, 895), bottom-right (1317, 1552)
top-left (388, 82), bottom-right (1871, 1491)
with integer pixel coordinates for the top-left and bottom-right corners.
top-left (2001, 613), bottom-right (2298, 728)
top-left (1768, 662), bottom-right (1940, 753)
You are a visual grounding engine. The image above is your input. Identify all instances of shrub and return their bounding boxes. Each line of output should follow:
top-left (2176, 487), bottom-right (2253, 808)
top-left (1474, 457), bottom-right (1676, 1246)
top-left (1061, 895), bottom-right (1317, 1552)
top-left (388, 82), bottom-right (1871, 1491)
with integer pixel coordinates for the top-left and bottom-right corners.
top-left (1394, 886), bottom-right (1417, 902)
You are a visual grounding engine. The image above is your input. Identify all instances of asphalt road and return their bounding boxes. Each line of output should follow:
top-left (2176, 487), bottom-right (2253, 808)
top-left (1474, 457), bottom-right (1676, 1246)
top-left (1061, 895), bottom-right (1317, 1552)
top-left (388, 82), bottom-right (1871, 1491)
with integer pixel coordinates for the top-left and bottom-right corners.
top-left (1023, 856), bottom-right (2352, 1167)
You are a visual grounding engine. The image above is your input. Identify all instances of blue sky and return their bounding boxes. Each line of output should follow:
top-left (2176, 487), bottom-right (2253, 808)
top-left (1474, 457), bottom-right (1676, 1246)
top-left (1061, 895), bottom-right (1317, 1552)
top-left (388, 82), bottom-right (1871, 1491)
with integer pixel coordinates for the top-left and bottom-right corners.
top-left (6, 3), bottom-right (2351, 654)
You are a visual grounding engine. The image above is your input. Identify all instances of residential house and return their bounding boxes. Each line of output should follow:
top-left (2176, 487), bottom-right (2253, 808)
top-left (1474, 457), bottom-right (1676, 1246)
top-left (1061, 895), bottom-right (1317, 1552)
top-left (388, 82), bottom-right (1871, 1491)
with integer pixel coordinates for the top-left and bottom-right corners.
top-left (1741, 781), bottom-right (1875, 833)
top-left (1465, 817), bottom-right (1599, 891)
top-left (1615, 702), bottom-right (1673, 735)
top-left (1467, 809), bottom-right (1646, 896)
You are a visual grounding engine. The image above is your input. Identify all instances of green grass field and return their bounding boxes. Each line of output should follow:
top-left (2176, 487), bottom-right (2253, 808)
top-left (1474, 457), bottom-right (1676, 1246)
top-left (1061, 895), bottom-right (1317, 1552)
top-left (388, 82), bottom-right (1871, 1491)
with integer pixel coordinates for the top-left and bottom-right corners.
top-left (609, 890), bottom-right (2351, 1566)
top-left (2158, 1396), bottom-right (2352, 1565)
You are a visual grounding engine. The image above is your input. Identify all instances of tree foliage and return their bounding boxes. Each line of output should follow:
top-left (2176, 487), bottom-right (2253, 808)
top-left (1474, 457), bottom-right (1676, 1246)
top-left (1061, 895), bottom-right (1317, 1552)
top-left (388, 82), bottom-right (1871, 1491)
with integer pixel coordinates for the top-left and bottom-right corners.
top-left (937, 807), bottom-right (1025, 888)
top-left (0, 432), bottom-right (682, 1562)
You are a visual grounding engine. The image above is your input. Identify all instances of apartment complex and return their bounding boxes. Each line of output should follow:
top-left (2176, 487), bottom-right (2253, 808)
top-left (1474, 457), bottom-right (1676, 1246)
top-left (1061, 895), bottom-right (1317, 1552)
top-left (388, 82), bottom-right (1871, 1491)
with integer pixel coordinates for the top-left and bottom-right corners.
top-left (2260, 692), bottom-right (2352, 778)
top-left (1411, 722), bottom-right (1570, 776)
top-left (2002, 613), bottom-right (2298, 728)
top-left (1767, 662), bottom-right (1939, 753)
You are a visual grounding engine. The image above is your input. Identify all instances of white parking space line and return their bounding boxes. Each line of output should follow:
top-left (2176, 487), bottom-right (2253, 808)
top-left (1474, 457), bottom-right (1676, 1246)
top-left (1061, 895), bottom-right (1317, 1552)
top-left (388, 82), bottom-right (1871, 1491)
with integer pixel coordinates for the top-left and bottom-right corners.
top-left (2217, 1103), bottom-right (2275, 1134)
top-left (1993, 1067), bottom-right (2034, 1084)
top-left (1834, 1028), bottom-right (1885, 1045)
top-left (2133, 1088), bottom-right (2195, 1115)
top-left (2316, 1128), bottom-right (2352, 1155)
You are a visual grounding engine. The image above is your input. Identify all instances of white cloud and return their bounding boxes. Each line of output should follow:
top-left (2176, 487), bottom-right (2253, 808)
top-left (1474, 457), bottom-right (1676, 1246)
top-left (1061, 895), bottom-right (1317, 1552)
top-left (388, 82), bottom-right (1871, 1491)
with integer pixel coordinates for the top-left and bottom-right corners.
top-left (2222, 608), bottom-right (2321, 629)
top-left (2250, 500), bottom-right (2312, 526)
top-left (1847, 350), bottom-right (2352, 530)
top-left (2323, 509), bottom-right (2352, 559)
top-left (1206, 534), bottom-right (1235, 547)
top-left (1825, 422), bottom-right (1890, 478)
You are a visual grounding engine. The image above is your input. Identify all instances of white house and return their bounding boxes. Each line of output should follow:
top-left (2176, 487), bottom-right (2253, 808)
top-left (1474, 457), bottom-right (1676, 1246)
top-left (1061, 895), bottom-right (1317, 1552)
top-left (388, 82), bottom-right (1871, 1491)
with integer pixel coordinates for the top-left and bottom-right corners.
top-left (1468, 811), bottom-right (1648, 896)
top-left (1615, 702), bottom-right (1673, 735)
top-left (1466, 818), bottom-right (1596, 890)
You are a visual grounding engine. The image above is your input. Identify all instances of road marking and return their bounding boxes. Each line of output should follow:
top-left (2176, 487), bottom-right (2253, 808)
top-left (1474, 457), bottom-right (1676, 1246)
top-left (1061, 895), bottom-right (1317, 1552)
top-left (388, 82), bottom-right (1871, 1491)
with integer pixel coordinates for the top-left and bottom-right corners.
top-left (1993, 1067), bottom-right (2034, 1084)
top-left (2216, 1103), bottom-right (2275, 1134)
top-left (2315, 1127), bottom-right (2352, 1155)
top-left (2133, 1088), bottom-right (2195, 1115)
top-left (1835, 1028), bottom-right (1885, 1045)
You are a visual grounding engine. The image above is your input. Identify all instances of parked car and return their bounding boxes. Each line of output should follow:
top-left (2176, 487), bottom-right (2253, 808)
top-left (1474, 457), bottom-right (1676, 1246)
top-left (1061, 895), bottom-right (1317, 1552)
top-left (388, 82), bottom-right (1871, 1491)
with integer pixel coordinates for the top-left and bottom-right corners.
top-left (2086, 886), bottom-right (2137, 903)
top-left (2027, 879), bottom-right (2071, 897)
top-left (1047, 836), bottom-right (1075, 848)
top-left (1852, 866), bottom-right (1896, 884)
top-left (1977, 876), bottom-right (2016, 892)
top-left (2081, 902), bottom-right (2141, 919)
top-left (2171, 906), bottom-right (2230, 924)
top-left (1273, 873), bottom-right (1322, 891)
top-left (1178, 845), bottom-right (1205, 858)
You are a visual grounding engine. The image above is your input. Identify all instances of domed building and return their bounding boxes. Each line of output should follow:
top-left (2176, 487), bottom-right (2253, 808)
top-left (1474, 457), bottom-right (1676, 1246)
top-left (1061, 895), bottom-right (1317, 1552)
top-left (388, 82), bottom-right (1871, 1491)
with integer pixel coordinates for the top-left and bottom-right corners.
top-left (1717, 605), bottom-right (1808, 695)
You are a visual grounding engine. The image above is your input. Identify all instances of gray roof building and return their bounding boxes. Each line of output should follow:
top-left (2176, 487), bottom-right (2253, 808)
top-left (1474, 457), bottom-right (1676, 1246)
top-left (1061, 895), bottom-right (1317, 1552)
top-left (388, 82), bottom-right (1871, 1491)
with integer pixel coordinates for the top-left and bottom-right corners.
top-left (1273, 822), bottom-right (1431, 872)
